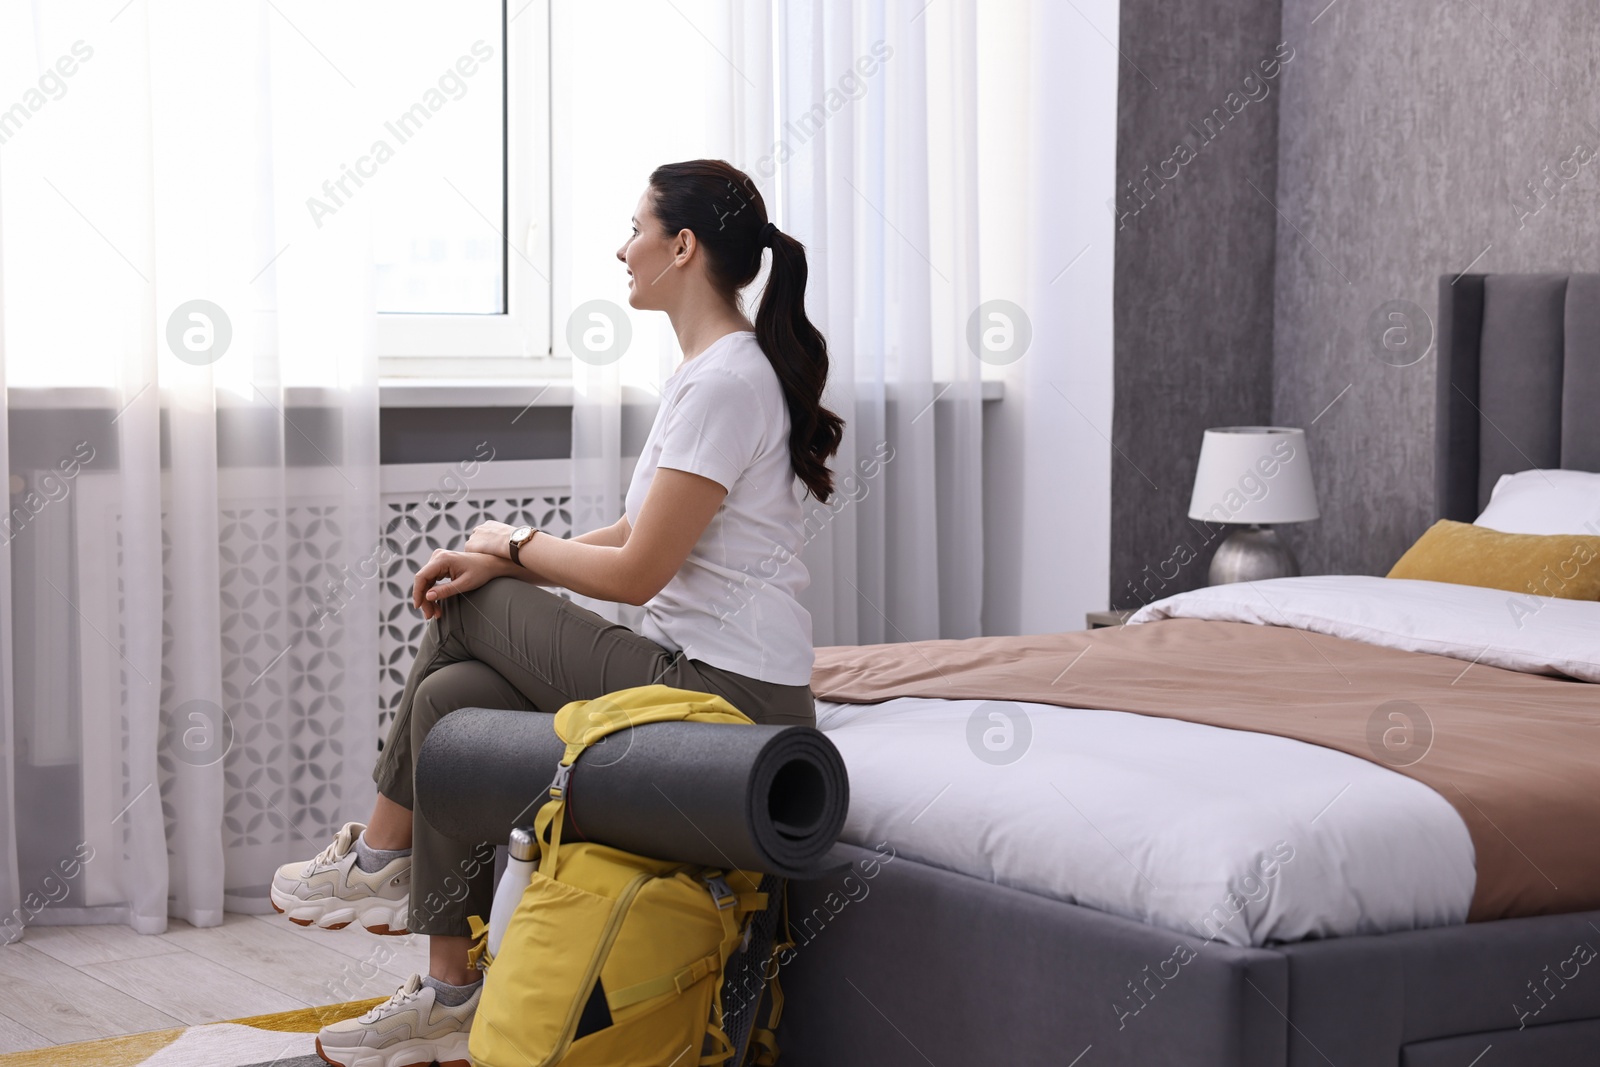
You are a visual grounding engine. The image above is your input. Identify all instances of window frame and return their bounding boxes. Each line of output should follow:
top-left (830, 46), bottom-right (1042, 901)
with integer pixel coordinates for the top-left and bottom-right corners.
top-left (376, 0), bottom-right (556, 379)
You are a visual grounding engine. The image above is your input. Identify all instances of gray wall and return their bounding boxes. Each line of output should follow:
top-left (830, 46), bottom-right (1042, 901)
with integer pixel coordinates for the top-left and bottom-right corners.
top-left (1109, 0), bottom-right (1285, 610)
top-left (1270, 0), bottom-right (1600, 577)
top-left (1111, 0), bottom-right (1600, 600)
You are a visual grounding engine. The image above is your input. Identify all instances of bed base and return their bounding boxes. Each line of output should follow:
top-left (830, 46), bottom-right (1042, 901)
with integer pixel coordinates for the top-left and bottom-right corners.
top-left (776, 845), bottom-right (1600, 1066)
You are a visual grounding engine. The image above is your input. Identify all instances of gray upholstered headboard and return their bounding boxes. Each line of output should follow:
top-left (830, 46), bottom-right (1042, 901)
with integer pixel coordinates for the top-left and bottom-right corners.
top-left (1436, 273), bottom-right (1600, 521)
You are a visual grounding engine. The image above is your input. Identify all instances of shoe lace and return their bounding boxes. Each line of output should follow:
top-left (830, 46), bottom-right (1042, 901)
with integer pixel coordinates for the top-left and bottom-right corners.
top-left (361, 974), bottom-right (424, 1020)
top-left (306, 823), bottom-right (359, 873)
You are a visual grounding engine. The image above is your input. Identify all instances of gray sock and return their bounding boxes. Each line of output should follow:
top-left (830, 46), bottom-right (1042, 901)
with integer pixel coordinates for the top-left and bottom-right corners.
top-left (423, 973), bottom-right (482, 1006)
top-left (354, 831), bottom-right (411, 874)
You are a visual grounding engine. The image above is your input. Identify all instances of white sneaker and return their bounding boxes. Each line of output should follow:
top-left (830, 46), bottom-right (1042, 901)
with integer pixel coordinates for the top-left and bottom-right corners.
top-left (315, 973), bottom-right (478, 1067)
top-left (269, 821), bottom-right (411, 935)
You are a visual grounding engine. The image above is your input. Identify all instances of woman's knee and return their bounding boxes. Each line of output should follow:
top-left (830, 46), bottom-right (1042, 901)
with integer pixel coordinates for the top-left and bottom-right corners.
top-left (433, 574), bottom-right (519, 625)
top-left (468, 574), bottom-right (562, 618)
top-left (409, 671), bottom-right (463, 749)
top-left (409, 658), bottom-right (531, 750)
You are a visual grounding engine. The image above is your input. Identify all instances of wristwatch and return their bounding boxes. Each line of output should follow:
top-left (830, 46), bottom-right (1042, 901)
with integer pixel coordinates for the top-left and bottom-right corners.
top-left (508, 525), bottom-right (536, 567)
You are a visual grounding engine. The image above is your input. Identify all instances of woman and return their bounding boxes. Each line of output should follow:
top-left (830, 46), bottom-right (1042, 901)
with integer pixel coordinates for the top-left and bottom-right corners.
top-left (270, 159), bottom-right (842, 1067)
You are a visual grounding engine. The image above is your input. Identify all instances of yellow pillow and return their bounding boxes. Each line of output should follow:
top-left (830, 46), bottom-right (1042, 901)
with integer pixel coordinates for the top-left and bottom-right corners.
top-left (1387, 519), bottom-right (1600, 600)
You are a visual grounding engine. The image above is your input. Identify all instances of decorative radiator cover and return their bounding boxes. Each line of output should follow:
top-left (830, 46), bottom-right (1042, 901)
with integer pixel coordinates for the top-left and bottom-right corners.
top-left (375, 459), bottom-right (575, 742)
top-left (61, 459), bottom-right (578, 910)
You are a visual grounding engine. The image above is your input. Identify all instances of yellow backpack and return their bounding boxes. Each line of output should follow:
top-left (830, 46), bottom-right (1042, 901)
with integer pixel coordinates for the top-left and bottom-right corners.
top-left (466, 686), bottom-right (790, 1067)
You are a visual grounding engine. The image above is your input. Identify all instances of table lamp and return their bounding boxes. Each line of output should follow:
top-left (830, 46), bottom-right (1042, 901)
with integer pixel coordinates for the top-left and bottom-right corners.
top-left (1187, 426), bottom-right (1319, 585)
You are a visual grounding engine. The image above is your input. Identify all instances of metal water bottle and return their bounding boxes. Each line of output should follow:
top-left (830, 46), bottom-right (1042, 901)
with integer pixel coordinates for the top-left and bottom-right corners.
top-left (488, 825), bottom-right (538, 958)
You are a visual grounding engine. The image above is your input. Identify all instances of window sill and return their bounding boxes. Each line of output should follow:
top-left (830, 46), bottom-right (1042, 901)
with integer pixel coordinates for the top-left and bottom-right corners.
top-left (378, 379), bottom-right (575, 409)
top-left (3, 379), bottom-right (1004, 411)
top-left (376, 377), bottom-right (1005, 408)
top-left (0, 382), bottom-right (578, 410)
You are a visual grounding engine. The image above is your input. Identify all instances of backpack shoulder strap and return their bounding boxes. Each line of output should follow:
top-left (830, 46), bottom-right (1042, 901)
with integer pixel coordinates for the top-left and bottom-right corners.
top-left (746, 883), bottom-right (796, 1066)
top-left (465, 913), bottom-right (495, 971)
top-left (702, 873), bottom-right (767, 1067)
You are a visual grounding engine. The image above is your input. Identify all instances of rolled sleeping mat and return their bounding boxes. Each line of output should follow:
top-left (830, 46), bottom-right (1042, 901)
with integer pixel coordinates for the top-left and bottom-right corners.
top-left (414, 708), bottom-right (851, 880)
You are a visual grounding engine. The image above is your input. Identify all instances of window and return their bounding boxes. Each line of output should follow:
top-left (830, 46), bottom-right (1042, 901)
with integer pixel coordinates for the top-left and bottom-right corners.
top-left (272, 0), bottom-right (553, 375)
top-left (366, 0), bottom-right (553, 375)
top-left (368, 10), bottom-right (506, 317)
top-left (0, 0), bottom-right (553, 390)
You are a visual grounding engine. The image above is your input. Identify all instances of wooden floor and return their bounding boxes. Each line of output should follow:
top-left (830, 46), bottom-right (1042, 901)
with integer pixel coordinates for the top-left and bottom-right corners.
top-left (0, 912), bottom-right (430, 1054)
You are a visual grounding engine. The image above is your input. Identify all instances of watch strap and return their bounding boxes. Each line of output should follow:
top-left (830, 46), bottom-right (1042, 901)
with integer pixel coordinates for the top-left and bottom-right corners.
top-left (510, 526), bottom-right (535, 566)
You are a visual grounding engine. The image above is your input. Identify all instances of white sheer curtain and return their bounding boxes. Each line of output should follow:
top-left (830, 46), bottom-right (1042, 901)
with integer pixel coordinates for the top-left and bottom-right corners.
top-left (0, 0), bottom-right (379, 938)
top-left (775, 0), bottom-right (985, 645)
top-left (566, 0), bottom-right (986, 645)
top-left (558, 0), bottom-right (768, 628)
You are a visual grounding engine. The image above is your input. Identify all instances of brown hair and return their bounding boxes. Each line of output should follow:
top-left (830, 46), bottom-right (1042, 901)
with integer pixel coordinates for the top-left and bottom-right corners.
top-left (647, 159), bottom-right (845, 502)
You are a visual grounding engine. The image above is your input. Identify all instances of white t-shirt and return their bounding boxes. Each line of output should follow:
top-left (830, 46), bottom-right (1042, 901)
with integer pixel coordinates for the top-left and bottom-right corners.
top-left (623, 330), bottom-right (814, 685)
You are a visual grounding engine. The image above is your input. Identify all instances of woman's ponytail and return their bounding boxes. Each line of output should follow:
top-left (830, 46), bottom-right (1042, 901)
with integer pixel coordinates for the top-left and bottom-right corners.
top-left (648, 160), bottom-right (845, 502)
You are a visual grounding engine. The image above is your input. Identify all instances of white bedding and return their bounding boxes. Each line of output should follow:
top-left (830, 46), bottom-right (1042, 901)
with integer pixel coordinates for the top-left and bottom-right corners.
top-left (1128, 574), bottom-right (1600, 682)
top-left (817, 696), bottom-right (1475, 947)
top-left (814, 575), bottom-right (1600, 946)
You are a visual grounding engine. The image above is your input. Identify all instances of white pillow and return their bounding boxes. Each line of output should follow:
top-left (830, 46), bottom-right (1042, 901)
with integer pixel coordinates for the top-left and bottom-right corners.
top-left (1473, 469), bottom-right (1600, 535)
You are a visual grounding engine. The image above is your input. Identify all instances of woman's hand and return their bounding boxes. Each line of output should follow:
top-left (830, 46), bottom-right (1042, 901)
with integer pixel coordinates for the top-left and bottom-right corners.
top-left (463, 520), bottom-right (518, 560)
top-left (411, 549), bottom-right (510, 620)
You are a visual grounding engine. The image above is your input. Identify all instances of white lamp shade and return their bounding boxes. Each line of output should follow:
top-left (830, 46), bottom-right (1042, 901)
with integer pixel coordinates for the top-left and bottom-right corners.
top-left (1187, 426), bottom-right (1319, 524)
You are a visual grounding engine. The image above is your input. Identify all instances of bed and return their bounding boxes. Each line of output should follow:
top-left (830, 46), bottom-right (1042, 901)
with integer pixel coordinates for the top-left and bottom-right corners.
top-left (776, 273), bottom-right (1600, 1066)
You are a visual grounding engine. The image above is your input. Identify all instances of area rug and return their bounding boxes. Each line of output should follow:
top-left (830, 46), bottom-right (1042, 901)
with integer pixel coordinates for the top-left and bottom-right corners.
top-left (0, 997), bottom-right (387, 1067)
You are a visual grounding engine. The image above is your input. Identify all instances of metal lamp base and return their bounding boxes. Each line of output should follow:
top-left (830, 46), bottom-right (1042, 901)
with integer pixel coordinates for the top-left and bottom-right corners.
top-left (1208, 525), bottom-right (1300, 585)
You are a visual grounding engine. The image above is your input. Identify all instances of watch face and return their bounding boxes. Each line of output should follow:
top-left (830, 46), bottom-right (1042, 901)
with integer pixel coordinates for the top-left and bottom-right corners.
top-left (512, 525), bottom-right (533, 544)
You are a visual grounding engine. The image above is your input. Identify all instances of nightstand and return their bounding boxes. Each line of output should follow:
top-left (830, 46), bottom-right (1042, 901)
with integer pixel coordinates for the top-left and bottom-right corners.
top-left (1085, 609), bottom-right (1136, 629)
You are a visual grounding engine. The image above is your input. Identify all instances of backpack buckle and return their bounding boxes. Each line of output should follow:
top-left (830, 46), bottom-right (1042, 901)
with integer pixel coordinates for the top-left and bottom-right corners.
top-left (704, 875), bottom-right (737, 910)
top-left (548, 763), bottom-right (572, 801)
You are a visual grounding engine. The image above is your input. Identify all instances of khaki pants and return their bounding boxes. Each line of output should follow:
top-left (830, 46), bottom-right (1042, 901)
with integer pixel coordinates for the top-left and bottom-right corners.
top-left (372, 576), bottom-right (815, 937)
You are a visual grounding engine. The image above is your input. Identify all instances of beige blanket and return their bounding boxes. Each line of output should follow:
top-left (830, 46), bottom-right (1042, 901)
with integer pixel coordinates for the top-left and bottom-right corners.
top-left (812, 619), bottom-right (1600, 923)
